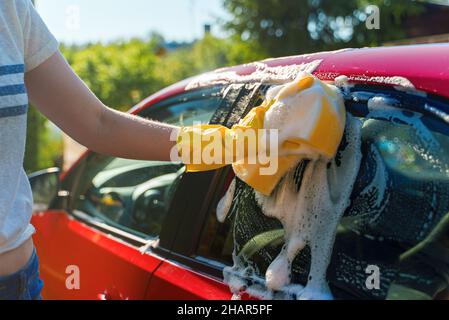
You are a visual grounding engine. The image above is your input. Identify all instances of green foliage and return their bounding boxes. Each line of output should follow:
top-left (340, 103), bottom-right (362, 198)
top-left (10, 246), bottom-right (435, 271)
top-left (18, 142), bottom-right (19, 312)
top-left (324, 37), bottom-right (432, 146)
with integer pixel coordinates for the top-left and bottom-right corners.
top-left (62, 38), bottom-right (161, 111)
top-left (223, 0), bottom-right (424, 56)
top-left (61, 34), bottom-right (263, 110)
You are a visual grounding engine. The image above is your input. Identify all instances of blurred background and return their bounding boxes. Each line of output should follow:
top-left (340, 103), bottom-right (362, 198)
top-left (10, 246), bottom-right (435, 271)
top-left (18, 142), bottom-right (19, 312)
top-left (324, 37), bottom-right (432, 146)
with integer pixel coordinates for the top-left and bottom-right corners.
top-left (26, 0), bottom-right (449, 174)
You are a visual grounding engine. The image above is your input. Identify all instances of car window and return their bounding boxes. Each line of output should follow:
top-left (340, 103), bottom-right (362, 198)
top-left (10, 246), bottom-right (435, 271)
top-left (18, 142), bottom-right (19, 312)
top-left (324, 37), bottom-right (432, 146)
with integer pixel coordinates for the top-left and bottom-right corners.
top-left (71, 86), bottom-right (223, 239)
top-left (195, 88), bottom-right (449, 300)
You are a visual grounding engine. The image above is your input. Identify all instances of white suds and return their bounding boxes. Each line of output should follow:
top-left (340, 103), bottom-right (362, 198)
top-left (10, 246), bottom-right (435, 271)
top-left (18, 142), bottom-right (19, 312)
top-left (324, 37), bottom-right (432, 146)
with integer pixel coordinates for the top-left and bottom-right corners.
top-left (219, 115), bottom-right (363, 300)
top-left (332, 74), bottom-right (415, 93)
top-left (348, 75), bottom-right (415, 90)
top-left (186, 60), bottom-right (322, 90)
top-left (262, 72), bottom-right (345, 157)
top-left (256, 115), bottom-right (362, 299)
top-left (217, 179), bottom-right (236, 223)
top-left (334, 75), bottom-right (352, 94)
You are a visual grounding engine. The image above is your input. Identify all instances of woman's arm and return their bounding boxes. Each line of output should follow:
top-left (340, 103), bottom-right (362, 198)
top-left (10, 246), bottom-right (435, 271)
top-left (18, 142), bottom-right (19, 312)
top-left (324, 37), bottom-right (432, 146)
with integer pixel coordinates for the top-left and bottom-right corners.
top-left (25, 51), bottom-right (179, 161)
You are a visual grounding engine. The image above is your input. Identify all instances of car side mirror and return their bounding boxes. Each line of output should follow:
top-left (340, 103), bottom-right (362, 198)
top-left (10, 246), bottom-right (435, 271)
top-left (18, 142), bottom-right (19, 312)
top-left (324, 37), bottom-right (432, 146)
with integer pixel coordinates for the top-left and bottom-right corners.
top-left (28, 167), bottom-right (61, 211)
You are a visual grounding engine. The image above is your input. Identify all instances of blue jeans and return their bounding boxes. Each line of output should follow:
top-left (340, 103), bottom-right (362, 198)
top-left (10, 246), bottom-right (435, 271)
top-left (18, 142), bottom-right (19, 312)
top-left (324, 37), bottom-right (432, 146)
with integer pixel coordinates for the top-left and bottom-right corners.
top-left (0, 249), bottom-right (44, 300)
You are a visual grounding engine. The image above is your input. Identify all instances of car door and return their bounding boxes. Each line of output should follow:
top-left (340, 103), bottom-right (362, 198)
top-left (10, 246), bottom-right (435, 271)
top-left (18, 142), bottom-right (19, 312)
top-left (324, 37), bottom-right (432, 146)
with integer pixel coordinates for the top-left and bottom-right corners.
top-left (31, 85), bottom-right (225, 299)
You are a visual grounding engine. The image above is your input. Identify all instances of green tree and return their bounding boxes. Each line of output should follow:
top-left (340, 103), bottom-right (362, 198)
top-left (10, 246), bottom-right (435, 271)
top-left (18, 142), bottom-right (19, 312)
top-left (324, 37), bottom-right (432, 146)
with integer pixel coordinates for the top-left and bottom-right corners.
top-left (223, 0), bottom-right (424, 57)
top-left (62, 37), bottom-right (163, 111)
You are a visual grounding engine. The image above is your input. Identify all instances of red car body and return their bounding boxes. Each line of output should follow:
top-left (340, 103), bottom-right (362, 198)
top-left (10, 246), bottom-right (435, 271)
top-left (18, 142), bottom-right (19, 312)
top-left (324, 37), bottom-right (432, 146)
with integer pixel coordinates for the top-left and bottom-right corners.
top-left (31, 44), bottom-right (449, 300)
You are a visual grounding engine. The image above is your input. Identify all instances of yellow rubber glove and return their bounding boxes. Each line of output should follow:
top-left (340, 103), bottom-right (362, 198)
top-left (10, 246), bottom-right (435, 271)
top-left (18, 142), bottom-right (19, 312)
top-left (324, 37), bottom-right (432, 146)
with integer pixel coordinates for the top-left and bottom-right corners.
top-left (177, 73), bottom-right (346, 195)
top-left (176, 99), bottom-right (272, 171)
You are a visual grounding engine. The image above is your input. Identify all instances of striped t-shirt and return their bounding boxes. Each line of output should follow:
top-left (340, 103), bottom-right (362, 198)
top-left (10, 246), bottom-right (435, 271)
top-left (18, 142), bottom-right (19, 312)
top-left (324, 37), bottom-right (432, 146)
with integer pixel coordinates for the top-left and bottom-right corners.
top-left (0, 0), bottom-right (58, 254)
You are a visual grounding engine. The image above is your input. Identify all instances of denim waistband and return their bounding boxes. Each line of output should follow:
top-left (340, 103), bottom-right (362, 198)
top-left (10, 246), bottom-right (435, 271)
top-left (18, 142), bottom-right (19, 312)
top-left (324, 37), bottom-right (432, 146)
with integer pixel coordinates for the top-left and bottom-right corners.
top-left (0, 249), bottom-right (43, 300)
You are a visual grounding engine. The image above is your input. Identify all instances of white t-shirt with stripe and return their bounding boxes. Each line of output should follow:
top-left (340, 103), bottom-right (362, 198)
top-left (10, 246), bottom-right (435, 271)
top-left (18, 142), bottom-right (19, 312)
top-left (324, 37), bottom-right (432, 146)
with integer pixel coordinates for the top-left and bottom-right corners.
top-left (0, 0), bottom-right (58, 254)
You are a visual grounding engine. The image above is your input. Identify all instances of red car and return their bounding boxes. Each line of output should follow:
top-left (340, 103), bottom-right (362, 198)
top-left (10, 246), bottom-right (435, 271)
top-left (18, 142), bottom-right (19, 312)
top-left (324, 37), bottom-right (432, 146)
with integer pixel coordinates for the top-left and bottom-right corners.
top-left (29, 44), bottom-right (449, 300)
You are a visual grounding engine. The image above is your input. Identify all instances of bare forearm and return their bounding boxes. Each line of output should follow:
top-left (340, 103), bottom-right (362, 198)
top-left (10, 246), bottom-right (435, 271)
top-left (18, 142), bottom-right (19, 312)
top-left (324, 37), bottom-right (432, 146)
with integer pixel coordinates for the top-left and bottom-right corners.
top-left (95, 106), bottom-right (178, 161)
top-left (25, 51), bottom-right (178, 162)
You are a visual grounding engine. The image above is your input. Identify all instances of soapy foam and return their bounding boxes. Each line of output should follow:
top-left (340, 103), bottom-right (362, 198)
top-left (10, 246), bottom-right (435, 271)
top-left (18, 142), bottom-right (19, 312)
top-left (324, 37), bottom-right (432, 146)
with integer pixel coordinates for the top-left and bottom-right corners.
top-left (217, 178), bottom-right (236, 223)
top-left (186, 60), bottom-right (322, 90)
top-left (262, 72), bottom-right (345, 157)
top-left (347, 75), bottom-right (415, 90)
top-left (334, 75), bottom-right (353, 95)
top-left (219, 115), bottom-right (362, 300)
top-left (333, 74), bottom-right (416, 95)
top-left (256, 115), bottom-right (362, 299)
top-left (334, 74), bottom-right (420, 99)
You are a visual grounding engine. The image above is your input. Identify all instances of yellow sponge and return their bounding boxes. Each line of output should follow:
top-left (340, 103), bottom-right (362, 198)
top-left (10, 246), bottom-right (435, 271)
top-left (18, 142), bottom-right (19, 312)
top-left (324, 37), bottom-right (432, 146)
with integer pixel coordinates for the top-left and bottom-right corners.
top-left (177, 73), bottom-right (346, 195)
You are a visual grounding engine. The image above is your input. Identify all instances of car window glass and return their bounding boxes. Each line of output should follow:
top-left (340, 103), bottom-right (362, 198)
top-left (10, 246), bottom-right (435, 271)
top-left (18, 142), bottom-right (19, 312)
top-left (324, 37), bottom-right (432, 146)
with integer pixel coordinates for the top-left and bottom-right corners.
top-left (196, 93), bottom-right (449, 300)
top-left (139, 86), bottom-right (223, 126)
top-left (71, 86), bottom-right (223, 239)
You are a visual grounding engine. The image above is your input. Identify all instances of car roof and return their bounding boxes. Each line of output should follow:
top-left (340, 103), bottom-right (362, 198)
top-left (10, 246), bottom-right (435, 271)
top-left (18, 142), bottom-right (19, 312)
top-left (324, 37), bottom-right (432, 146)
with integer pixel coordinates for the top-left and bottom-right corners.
top-left (130, 43), bottom-right (449, 115)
